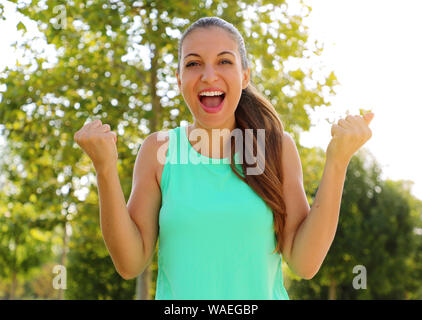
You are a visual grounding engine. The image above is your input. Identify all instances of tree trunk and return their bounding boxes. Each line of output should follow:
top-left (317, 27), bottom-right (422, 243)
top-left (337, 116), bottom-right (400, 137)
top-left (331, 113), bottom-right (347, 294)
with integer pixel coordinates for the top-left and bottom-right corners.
top-left (10, 233), bottom-right (18, 300)
top-left (135, 266), bottom-right (151, 300)
top-left (10, 271), bottom-right (17, 300)
top-left (328, 276), bottom-right (337, 300)
top-left (58, 221), bottom-right (68, 300)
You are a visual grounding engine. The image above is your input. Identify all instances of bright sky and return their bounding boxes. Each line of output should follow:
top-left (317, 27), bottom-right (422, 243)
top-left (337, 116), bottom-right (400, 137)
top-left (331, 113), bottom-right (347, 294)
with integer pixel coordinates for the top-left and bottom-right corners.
top-left (297, 0), bottom-right (422, 200)
top-left (1, 0), bottom-right (421, 200)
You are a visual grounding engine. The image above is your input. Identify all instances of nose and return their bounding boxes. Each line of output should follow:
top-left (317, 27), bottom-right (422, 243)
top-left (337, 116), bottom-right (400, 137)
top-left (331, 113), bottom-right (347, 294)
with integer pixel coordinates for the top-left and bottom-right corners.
top-left (201, 64), bottom-right (218, 83)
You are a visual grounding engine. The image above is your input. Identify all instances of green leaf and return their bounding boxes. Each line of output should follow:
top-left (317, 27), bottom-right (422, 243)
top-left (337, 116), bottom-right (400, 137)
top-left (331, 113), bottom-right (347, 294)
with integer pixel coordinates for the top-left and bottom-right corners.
top-left (16, 21), bottom-right (26, 33)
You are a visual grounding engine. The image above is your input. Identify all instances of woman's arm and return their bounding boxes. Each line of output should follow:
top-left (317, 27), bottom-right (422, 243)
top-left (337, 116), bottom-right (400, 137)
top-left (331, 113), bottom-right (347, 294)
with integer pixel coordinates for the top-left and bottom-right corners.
top-left (97, 133), bottom-right (163, 280)
top-left (285, 158), bottom-right (347, 279)
top-left (96, 167), bottom-right (146, 279)
top-left (281, 113), bottom-right (374, 279)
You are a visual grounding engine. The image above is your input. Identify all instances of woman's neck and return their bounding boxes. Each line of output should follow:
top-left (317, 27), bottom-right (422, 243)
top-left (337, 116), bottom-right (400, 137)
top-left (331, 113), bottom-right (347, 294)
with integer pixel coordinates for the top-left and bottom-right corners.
top-left (187, 121), bottom-right (236, 159)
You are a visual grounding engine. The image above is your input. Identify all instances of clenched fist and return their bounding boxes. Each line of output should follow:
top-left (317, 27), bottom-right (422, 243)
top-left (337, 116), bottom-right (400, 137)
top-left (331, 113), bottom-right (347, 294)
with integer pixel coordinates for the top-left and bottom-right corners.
top-left (326, 112), bottom-right (374, 167)
top-left (74, 119), bottom-right (118, 172)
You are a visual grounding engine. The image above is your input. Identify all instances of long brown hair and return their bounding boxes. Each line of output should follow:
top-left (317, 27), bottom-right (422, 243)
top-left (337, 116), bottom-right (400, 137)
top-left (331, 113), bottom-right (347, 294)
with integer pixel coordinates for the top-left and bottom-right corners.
top-left (177, 17), bottom-right (287, 255)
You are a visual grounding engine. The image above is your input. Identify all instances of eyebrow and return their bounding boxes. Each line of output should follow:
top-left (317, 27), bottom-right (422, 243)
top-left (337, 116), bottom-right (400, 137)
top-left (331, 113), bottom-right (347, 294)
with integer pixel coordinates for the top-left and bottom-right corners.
top-left (183, 51), bottom-right (236, 60)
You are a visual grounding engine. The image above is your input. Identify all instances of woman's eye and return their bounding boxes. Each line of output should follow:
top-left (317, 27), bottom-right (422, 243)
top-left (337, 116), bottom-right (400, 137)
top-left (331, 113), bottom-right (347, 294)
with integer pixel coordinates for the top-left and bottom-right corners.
top-left (186, 61), bottom-right (199, 67)
top-left (185, 60), bottom-right (232, 68)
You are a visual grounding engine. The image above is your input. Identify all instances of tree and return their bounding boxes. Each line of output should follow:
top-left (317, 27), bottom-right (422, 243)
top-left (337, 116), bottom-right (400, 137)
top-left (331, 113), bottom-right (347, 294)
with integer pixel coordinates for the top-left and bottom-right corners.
top-left (0, 141), bottom-right (61, 299)
top-left (288, 150), bottom-right (421, 299)
top-left (0, 0), bottom-right (336, 299)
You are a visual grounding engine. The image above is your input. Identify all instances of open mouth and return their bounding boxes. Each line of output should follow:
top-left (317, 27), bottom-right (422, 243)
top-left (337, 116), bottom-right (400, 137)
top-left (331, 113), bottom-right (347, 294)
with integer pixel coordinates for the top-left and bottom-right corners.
top-left (198, 93), bottom-right (226, 108)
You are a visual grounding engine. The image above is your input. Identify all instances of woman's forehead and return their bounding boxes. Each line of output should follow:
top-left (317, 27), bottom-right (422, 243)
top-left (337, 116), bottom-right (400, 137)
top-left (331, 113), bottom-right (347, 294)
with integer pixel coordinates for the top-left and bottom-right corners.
top-left (182, 27), bottom-right (238, 55)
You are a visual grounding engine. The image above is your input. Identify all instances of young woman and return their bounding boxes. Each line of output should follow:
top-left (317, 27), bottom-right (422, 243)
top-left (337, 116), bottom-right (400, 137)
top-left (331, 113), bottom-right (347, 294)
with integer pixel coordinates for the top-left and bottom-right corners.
top-left (74, 17), bottom-right (374, 300)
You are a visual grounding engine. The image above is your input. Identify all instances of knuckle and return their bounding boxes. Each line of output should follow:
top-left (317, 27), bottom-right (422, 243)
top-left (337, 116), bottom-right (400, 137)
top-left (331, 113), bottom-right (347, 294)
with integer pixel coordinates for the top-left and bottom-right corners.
top-left (89, 119), bottom-right (101, 127)
top-left (91, 133), bottom-right (102, 141)
top-left (345, 130), bottom-right (353, 137)
top-left (80, 133), bottom-right (89, 142)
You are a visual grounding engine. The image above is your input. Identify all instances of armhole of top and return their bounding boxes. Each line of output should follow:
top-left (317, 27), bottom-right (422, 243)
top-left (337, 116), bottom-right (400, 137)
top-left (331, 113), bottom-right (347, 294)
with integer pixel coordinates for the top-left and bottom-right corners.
top-left (159, 127), bottom-right (177, 195)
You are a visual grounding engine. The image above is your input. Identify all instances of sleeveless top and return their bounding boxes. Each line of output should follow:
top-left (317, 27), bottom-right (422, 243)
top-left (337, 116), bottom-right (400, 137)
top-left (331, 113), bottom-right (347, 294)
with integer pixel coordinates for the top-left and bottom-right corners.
top-left (155, 125), bottom-right (289, 300)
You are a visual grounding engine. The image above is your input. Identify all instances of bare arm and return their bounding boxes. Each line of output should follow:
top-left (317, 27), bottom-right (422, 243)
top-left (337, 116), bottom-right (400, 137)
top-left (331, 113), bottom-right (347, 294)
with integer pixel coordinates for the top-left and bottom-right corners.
top-left (97, 132), bottom-right (163, 280)
top-left (280, 132), bottom-right (348, 279)
top-left (281, 114), bottom-right (373, 279)
top-left (287, 158), bottom-right (347, 279)
top-left (74, 120), bottom-right (162, 280)
top-left (284, 113), bottom-right (373, 279)
top-left (96, 166), bottom-right (145, 280)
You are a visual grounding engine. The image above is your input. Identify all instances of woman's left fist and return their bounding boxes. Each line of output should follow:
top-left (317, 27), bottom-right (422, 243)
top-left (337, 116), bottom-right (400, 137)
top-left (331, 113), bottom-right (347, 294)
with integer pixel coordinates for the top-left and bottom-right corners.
top-left (326, 112), bottom-right (374, 166)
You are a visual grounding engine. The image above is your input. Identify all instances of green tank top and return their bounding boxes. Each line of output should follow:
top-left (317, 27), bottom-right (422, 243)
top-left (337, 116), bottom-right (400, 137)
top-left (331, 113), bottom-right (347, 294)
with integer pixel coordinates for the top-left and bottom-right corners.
top-left (155, 125), bottom-right (289, 300)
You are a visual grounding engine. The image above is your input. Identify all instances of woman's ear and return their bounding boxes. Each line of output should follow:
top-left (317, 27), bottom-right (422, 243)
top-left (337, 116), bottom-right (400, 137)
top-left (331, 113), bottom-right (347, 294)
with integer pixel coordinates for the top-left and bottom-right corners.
top-left (242, 67), bottom-right (250, 89)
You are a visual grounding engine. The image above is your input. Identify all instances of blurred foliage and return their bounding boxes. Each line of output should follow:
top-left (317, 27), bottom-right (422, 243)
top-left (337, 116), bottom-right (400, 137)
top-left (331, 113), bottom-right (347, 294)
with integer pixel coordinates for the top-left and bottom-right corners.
top-left (0, 143), bottom-right (60, 299)
top-left (0, 0), bottom-right (420, 300)
top-left (65, 200), bottom-right (136, 299)
top-left (287, 150), bottom-right (422, 299)
top-left (30, 262), bottom-right (62, 299)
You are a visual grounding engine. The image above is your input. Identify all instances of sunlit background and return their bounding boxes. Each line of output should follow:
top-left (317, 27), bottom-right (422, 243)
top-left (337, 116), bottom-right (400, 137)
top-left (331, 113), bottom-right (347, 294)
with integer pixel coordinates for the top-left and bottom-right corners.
top-left (299, 0), bottom-right (422, 200)
top-left (1, 0), bottom-right (421, 300)
top-left (1, 0), bottom-right (421, 199)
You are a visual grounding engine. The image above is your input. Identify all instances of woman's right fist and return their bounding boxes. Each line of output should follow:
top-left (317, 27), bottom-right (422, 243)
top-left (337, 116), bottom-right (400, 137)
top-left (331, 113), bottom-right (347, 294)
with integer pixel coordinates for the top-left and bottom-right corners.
top-left (74, 119), bottom-right (118, 172)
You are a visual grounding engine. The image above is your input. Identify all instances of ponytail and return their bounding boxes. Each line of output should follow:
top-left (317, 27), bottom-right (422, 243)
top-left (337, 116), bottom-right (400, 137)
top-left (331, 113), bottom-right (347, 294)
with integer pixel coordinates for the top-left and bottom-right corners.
top-left (230, 84), bottom-right (287, 255)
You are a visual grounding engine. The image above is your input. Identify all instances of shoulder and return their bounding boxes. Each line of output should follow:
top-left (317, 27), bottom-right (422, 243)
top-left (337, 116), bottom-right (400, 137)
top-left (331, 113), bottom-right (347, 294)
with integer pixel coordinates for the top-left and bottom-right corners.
top-left (132, 132), bottom-right (170, 185)
top-left (282, 131), bottom-right (295, 145)
top-left (141, 130), bottom-right (170, 166)
top-left (281, 131), bottom-right (302, 177)
top-left (134, 130), bottom-right (170, 171)
top-left (139, 130), bottom-right (172, 188)
top-left (147, 130), bottom-right (170, 147)
top-left (146, 130), bottom-right (170, 143)
top-left (141, 130), bottom-right (172, 150)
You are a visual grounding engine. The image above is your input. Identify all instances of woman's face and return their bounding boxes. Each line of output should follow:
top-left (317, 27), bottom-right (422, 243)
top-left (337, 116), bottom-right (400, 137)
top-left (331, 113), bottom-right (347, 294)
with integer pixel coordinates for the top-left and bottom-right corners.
top-left (177, 27), bottom-right (250, 130)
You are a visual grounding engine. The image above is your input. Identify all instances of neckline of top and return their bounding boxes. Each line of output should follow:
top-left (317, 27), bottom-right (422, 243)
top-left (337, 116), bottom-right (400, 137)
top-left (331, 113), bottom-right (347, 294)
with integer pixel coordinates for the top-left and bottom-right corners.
top-left (181, 125), bottom-right (238, 164)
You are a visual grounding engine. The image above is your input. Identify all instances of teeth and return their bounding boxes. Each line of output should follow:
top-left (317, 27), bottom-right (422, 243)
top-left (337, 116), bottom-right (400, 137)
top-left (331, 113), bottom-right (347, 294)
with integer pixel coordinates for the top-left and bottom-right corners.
top-left (199, 91), bottom-right (225, 97)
